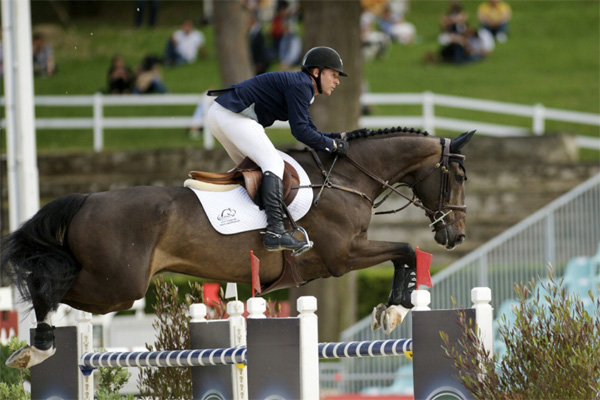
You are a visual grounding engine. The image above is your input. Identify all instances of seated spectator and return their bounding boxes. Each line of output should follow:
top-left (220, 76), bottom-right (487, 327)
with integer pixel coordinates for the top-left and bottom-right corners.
top-left (164, 19), bottom-right (206, 66)
top-left (436, 23), bottom-right (494, 64)
top-left (438, 29), bottom-right (468, 63)
top-left (477, 0), bottom-right (512, 42)
top-left (377, 5), bottom-right (416, 44)
top-left (361, 9), bottom-right (390, 61)
top-left (33, 32), bottom-right (56, 77)
top-left (133, 55), bottom-right (167, 94)
top-left (440, 1), bottom-right (468, 34)
top-left (464, 26), bottom-right (494, 61)
top-left (107, 55), bottom-right (134, 94)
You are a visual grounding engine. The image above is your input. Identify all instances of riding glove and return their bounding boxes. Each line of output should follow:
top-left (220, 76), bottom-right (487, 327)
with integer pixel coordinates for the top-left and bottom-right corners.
top-left (333, 139), bottom-right (349, 156)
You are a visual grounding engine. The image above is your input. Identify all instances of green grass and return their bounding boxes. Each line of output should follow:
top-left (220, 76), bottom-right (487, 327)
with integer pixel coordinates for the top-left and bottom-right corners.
top-left (21, 0), bottom-right (600, 157)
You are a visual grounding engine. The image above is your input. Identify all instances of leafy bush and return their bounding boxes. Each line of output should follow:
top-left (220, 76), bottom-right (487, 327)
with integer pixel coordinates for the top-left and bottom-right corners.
top-left (96, 364), bottom-right (135, 400)
top-left (137, 276), bottom-right (204, 399)
top-left (442, 269), bottom-right (600, 399)
top-left (0, 337), bottom-right (30, 400)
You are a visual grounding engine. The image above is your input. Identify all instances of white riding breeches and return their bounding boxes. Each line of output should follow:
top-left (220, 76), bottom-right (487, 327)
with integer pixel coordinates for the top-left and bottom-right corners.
top-left (206, 102), bottom-right (285, 179)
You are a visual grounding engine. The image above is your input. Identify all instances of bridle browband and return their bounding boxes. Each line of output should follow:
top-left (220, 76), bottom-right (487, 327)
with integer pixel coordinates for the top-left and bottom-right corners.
top-left (302, 137), bottom-right (467, 233)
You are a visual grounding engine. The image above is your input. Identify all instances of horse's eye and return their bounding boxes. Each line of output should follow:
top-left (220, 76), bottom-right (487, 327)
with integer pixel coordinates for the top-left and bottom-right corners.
top-left (455, 175), bottom-right (465, 184)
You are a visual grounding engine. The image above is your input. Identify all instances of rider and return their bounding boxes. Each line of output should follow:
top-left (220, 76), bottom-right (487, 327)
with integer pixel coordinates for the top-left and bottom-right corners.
top-left (206, 46), bottom-right (350, 253)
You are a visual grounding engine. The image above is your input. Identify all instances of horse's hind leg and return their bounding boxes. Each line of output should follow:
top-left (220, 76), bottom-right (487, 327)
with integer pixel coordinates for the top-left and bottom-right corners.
top-left (5, 277), bottom-right (58, 369)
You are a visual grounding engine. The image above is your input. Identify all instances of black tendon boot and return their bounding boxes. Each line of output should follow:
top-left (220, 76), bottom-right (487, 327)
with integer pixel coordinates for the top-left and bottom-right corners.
top-left (262, 171), bottom-right (308, 252)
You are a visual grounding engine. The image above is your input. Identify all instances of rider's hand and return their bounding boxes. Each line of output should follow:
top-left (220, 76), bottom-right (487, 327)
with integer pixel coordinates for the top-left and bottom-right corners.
top-left (333, 139), bottom-right (349, 156)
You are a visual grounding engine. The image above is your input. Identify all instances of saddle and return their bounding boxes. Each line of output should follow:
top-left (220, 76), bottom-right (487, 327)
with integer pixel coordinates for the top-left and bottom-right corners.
top-left (187, 157), bottom-right (300, 206)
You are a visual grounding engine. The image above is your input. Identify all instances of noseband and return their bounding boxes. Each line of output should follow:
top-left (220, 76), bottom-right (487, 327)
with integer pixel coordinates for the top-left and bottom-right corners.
top-left (306, 137), bottom-right (467, 233)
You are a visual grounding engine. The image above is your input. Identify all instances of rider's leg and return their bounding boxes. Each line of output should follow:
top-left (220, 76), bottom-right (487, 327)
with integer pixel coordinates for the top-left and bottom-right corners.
top-left (260, 171), bottom-right (309, 251)
top-left (206, 102), bottom-right (308, 252)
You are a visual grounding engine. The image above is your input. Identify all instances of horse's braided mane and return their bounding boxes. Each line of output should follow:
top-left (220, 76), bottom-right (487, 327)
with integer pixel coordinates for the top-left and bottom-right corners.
top-left (346, 126), bottom-right (429, 141)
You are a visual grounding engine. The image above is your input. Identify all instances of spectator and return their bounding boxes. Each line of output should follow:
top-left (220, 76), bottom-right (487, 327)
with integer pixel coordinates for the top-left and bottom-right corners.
top-left (440, 1), bottom-right (468, 34)
top-left (270, 1), bottom-right (290, 59)
top-left (164, 19), bottom-right (206, 66)
top-left (377, 5), bottom-right (416, 44)
top-left (134, 0), bottom-right (159, 28)
top-left (361, 9), bottom-right (390, 61)
top-left (277, 17), bottom-right (302, 71)
top-left (477, 0), bottom-right (512, 42)
top-left (133, 55), bottom-right (167, 94)
top-left (107, 55), bottom-right (134, 94)
top-left (436, 23), bottom-right (494, 64)
top-left (248, 13), bottom-right (272, 75)
top-left (464, 26), bottom-right (494, 61)
top-left (33, 32), bottom-right (56, 77)
top-left (188, 91), bottom-right (215, 139)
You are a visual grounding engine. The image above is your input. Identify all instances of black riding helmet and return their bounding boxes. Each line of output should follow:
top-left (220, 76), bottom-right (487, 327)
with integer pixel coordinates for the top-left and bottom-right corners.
top-left (301, 46), bottom-right (348, 94)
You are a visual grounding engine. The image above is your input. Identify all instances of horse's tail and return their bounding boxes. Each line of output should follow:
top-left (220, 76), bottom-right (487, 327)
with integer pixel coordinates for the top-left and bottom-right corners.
top-left (1, 193), bottom-right (89, 316)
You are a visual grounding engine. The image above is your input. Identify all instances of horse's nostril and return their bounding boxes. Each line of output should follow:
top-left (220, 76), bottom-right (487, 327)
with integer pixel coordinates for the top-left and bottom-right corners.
top-left (456, 234), bottom-right (466, 244)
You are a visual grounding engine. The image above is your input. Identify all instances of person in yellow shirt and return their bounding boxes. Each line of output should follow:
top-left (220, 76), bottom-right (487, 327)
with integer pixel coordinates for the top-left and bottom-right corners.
top-left (477, 0), bottom-right (512, 42)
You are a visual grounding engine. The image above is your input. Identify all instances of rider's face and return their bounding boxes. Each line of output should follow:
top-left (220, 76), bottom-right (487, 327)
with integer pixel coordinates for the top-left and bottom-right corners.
top-left (318, 68), bottom-right (340, 96)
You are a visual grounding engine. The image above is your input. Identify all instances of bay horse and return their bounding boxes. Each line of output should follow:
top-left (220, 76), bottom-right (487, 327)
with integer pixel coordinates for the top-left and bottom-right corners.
top-left (2, 127), bottom-right (474, 369)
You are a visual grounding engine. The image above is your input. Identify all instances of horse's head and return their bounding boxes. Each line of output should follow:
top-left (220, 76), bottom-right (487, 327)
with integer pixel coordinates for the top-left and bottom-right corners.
top-left (413, 130), bottom-right (474, 250)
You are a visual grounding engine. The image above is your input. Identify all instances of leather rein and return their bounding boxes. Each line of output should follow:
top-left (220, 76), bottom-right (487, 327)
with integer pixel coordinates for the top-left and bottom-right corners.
top-left (301, 137), bottom-right (467, 233)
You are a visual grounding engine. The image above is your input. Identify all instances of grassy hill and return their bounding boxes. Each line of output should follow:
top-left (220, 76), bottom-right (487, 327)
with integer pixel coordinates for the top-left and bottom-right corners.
top-left (13, 0), bottom-right (600, 155)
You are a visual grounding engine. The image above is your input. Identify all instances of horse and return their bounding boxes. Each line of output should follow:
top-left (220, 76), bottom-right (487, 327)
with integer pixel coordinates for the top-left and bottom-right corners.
top-left (2, 127), bottom-right (474, 369)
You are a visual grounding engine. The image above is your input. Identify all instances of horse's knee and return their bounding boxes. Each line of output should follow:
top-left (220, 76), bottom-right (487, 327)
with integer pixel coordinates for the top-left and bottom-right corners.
top-left (393, 244), bottom-right (416, 269)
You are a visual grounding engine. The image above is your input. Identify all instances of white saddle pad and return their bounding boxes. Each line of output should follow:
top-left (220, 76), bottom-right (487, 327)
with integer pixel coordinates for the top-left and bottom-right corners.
top-left (186, 151), bottom-right (313, 235)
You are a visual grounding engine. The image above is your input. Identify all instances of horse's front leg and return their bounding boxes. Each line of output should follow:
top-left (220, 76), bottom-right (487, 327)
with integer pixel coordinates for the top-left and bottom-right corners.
top-left (371, 254), bottom-right (418, 334)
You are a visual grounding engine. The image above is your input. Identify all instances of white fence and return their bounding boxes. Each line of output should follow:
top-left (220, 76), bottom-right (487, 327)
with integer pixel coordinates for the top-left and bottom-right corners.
top-left (332, 173), bottom-right (600, 394)
top-left (1, 92), bottom-right (598, 152)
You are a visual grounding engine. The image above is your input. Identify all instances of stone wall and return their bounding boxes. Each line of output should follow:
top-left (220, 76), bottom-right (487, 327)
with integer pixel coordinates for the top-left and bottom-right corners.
top-left (1, 135), bottom-right (598, 267)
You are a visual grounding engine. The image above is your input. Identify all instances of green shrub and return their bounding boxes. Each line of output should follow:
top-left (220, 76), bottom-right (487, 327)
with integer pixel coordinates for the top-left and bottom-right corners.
top-left (137, 276), bottom-right (204, 399)
top-left (0, 337), bottom-right (31, 400)
top-left (442, 269), bottom-right (600, 399)
top-left (96, 364), bottom-right (135, 400)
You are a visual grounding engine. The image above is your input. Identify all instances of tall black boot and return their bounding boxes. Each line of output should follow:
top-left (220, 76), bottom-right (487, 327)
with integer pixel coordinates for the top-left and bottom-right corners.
top-left (262, 171), bottom-right (308, 252)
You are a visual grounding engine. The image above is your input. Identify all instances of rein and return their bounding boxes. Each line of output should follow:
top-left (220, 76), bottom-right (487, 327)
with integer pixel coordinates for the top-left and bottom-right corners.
top-left (299, 138), bottom-right (467, 232)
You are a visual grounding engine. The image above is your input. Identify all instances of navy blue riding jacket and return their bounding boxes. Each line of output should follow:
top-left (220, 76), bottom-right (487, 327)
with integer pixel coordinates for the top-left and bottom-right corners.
top-left (214, 71), bottom-right (340, 152)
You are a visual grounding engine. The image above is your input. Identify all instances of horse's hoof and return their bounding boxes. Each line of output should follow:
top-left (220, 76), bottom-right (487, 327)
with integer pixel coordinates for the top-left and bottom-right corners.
top-left (5, 345), bottom-right (56, 369)
top-left (381, 305), bottom-right (410, 335)
top-left (371, 304), bottom-right (387, 331)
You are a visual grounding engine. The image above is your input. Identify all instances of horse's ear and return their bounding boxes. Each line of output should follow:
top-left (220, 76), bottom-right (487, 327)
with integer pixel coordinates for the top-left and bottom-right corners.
top-left (451, 130), bottom-right (476, 152)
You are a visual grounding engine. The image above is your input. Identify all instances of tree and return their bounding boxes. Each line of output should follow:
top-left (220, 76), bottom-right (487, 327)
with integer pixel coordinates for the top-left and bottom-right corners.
top-left (212, 0), bottom-right (254, 87)
top-left (290, 0), bottom-right (363, 342)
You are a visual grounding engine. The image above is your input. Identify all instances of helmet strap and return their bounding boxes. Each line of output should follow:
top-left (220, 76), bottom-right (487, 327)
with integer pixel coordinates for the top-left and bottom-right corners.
top-left (303, 66), bottom-right (323, 94)
top-left (315, 68), bottom-right (323, 94)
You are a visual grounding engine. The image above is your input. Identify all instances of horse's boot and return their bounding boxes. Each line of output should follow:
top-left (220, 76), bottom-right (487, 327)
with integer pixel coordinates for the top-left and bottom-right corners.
top-left (261, 171), bottom-right (308, 252)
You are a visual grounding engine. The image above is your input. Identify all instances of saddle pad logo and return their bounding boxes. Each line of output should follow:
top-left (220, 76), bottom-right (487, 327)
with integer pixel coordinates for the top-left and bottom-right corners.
top-left (217, 208), bottom-right (240, 226)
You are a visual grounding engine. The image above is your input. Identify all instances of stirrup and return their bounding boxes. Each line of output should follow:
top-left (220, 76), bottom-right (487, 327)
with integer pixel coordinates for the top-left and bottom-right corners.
top-left (290, 226), bottom-right (313, 256)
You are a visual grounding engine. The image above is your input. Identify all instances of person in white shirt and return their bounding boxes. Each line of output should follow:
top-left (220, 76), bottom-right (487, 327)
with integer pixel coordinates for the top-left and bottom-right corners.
top-left (165, 19), bottom-right (205, 66)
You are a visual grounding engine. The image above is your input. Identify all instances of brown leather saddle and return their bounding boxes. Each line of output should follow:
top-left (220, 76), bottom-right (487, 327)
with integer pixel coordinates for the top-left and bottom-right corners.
top-left (188, 157), bottom-right (300, 206)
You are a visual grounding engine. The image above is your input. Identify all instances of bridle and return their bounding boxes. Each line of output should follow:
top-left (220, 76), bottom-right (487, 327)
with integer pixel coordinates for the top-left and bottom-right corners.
top-left (304, 137), bottom-right (467, 233)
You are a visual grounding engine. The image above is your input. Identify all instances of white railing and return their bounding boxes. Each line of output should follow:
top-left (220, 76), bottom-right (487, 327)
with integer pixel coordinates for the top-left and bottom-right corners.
top-left (1, 92), bottom-right (599, 152)
top-left (334, 173), bottom-right (600, 393)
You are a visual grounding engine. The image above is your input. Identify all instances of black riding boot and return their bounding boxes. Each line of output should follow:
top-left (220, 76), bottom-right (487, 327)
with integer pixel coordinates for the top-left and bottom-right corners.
top-left (262, 171), bottom-right (308, 252)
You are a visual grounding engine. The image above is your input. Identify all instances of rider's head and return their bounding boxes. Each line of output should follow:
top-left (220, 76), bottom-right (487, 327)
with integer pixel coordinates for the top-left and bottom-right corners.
top-left (301, 47), bottom-right (347, 96)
